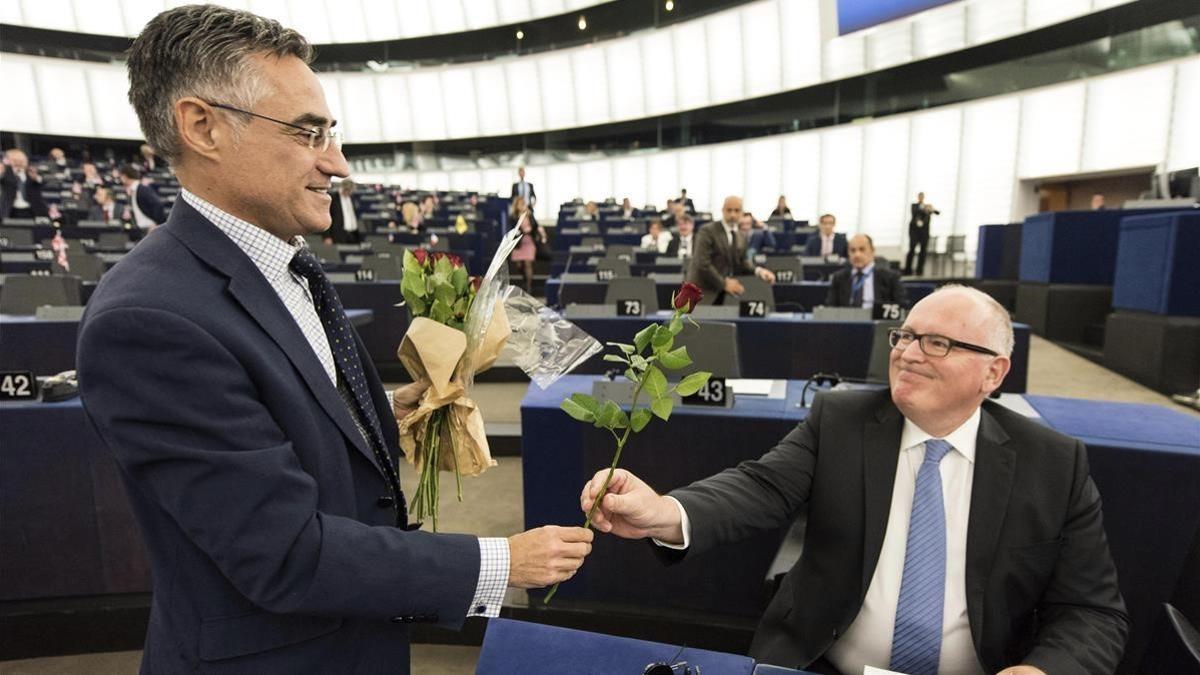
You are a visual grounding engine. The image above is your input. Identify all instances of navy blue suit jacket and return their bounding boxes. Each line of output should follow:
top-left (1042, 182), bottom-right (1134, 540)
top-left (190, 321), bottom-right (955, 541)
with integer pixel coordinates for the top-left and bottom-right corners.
top-left (134, 183), bottom-right (168, 225)
top-left (77, 199), bottom-right (480, 673)
top-left (803, 232), bottom-right (848, 258)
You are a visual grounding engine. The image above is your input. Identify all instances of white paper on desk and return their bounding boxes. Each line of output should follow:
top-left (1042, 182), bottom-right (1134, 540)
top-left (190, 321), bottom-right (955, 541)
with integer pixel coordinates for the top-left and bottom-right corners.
top-left (726, 378), bottom-right (785, 398)
top-left (864, 666), bottom-right (909, 675)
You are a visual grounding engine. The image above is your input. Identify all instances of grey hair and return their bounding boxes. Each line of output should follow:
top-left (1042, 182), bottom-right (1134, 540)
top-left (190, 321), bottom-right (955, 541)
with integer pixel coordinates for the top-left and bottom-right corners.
top-left (929, 284), bottom-right (1014, 356)
top-left (126, 5), bottom-right (313, 163)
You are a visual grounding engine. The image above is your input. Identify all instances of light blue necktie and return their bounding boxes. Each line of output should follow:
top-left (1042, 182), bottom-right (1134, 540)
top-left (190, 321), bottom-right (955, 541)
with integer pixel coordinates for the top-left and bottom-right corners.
top-left (890, 438), bottom-right (953, 675)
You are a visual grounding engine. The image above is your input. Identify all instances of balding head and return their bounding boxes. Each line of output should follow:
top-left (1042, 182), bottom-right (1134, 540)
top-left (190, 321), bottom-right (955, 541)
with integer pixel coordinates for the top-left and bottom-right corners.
top-left (722, 196), bottom-right (743, 226)
top-left (5, 149), bottom-right (28, 170)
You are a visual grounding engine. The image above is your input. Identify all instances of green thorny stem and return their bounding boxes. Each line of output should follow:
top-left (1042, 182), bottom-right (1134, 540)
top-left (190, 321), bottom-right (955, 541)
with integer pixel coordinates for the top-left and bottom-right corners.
top-left (411, 407), bottom-right (462, 533)
top-left (543, 379), bottom-right (647, 604)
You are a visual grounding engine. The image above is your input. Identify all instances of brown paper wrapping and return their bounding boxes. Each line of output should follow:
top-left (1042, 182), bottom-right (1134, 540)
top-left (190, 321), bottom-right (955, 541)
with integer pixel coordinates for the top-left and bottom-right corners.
top-left (394, 301), bottom-right (510, 476)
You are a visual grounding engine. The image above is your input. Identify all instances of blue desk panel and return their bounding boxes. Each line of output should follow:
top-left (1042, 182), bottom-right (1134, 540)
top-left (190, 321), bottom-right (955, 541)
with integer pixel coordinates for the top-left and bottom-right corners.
top-left (1111, 212), bottom-right (1200, 316)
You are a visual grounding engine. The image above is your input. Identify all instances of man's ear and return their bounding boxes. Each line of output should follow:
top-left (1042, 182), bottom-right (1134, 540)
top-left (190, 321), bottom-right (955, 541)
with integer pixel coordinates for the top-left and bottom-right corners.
top-left (982, 356), bottom-right (1011, 396)
top-left (175, 97), bottom-right (224, 162)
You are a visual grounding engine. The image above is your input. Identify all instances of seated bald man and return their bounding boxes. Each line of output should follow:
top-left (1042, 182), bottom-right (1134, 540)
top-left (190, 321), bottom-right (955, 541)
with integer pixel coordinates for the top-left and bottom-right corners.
top-left (582, 285), bottom-right (1129, 675)
top-left (825, 234), bottom-right (908, 309)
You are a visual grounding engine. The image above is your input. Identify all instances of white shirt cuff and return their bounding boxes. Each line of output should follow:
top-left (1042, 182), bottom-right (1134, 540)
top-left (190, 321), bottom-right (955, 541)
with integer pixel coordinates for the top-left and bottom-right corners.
top-left (651, 496), bottom-right (692, 550)
top-left (467, 537), bottom-right (509, 618)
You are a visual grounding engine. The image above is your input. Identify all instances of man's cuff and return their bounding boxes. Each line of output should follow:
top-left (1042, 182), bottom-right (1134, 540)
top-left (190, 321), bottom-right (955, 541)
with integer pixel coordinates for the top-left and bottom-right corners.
top-left (467, 537), bottom-right (509, 618)
top-left (651, 496), bottom-right (691, 550)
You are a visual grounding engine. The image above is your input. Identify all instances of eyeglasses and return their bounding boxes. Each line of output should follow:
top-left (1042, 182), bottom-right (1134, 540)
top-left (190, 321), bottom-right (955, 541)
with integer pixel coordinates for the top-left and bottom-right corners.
top-left (888, 328), bottom-right (999, 358)
top-left (205, 102), bottom-right (343, 152)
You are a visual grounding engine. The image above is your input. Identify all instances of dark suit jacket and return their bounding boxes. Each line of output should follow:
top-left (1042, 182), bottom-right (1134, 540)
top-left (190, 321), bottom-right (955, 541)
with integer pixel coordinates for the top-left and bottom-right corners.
top-left (77, 199), bottom-right (480, 673)
top-left (510, 181), bottom-right (536, 207)
top-left (666, 390), bottom-right (1129, 674)
top-left (803, 232), bottom-right (848, 258)
top-left (1, 166), bottom-right (49, 220)
top-left (328, 191), bottom-right (362, 243)
top-left (824, 265), bottom-right (909, 308)
top-left (665, 234), bottom-right (694, 258)
top-left (132, 183), bottom-right (167, 225)
top-left (687, 221), bottom-right (754, 298)
top-left (88, 201), bottom-right (124, 224)
top-left (909, 202), bottom-right (940, 238)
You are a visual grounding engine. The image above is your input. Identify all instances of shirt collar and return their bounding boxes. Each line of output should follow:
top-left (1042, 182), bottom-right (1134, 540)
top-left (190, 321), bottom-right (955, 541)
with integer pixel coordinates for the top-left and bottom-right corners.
top-left (180, 188), bottom-right (305, 283)
top-left (855, 263), bottom-right (876, 275)
top-left (899, 406), bottom-right (981, 464)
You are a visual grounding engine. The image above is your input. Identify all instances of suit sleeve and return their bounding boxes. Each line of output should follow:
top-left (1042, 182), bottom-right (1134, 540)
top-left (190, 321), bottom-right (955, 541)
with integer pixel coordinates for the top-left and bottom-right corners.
top-left (666, 394), bottom-right (824, 558)
top-left (825, 274), bottom-right (842, 307)
top-left (691, 228), bottom-right (726, 292)
top-left (891, 272), bottom-right (910, 307)
top-left (1021, 440), bottom-right (1130, 675)
top-left (77, 306), bottom-right (481, 628)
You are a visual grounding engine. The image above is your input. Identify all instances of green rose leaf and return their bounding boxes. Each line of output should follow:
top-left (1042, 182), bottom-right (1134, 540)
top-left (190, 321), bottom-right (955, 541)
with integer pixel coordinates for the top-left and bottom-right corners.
top-left (430, 299), bottom-right (453, 324)
top-left (569, 393), bottom-right (601, 415)
top-left (631, 354), bottom-right (648, 370)
top-left (597, 400), bottom-right (627, 429)
top-left (634, 324), bottom-right (656, 353)
top-left (643, 365), bottom-right (668, 400)
top-left (603, 354), bottom-right (629, 364)
top-left (433, 280), bottom-right (458, 307)
top-left (651, 325), bottom-right (674, 352)
top-left (651, 396), bottom-right (674, 421)
top-left (631, 408), bottom-right (652, 432)
top-left (675, 371), bottom-right (712, 396)
top-left (625, 368), bottom-right (639, 383)
top-left (561, 397), bottom-right (595, 423)
top-left (451, 266), bottom-right (469, 295)
top-left (657, 346), bottom-right (692, 370)
top-left (606, 342), bottom-right (637, 355)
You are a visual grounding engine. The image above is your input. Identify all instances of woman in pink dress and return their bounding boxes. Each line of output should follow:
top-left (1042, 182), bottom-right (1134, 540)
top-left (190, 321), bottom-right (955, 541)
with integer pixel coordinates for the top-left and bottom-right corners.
top-left (510, 196), bottom-right (543, 292)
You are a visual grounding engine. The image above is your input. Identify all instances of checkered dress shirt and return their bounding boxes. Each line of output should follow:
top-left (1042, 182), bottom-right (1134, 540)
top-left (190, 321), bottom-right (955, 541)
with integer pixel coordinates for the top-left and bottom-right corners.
top-left (180, 189), bottom-right (507, 618)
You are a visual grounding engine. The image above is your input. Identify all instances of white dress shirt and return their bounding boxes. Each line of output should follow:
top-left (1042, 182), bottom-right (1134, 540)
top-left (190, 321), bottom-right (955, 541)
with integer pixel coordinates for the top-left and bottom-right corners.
top-left (339, 192), bottom-right (359, 233)
top-left (641, 231), bottom-right (673, 254)
top-left (180, 189), bottom-right (508, 618)
top-left (12, 170), bottom-right (30, 210)
top-left (677, 234), bottom-right (693, 258)
top-left (820, 233), bottom-right (834, 257)
top-left (663, 408), bottom-right (987, 675)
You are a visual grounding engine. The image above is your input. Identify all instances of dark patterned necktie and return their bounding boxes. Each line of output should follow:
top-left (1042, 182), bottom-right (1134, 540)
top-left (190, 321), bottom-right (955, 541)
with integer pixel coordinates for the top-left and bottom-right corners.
top-left (851, 270), bottom-right (865, 307)
top-left (289, 248), bottom-right (405, 525)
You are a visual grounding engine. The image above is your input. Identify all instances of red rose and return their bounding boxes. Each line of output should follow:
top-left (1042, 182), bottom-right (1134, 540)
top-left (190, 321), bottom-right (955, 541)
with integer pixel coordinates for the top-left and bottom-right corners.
top-left (470, 277), bottom-right (482, 292)
top-left (432, 251), bottom-right (446, 263)
top-left (448, 253), bottom-right (463, 268)
top-left (412, 249), bottom-right (428, 265)
top-left (674, 282), bottom-right (703, 312)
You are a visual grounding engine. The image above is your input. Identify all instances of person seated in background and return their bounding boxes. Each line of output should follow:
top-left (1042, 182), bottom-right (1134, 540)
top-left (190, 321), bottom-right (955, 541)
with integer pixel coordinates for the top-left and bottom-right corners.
top-left (770, 195), bottom-right (792, 219)
top-left (418, 193), bottom-right (437, 221)
top-left (400, 201), bottom-right (423, 232)
top-left (640, 219), bottom-right (673, 254)
top-left (573, 200), bottom-right (600, 221)
top-left (825, 234), bottom-right (909, 309)
top-left (1, 149), bottom-right (50, 221)
top-left (621, 197), bottom-right (638, 219)
top-left (326, 179), bottom-right (361, 244)
top-left (803, 212), bottom-right (848, 259)
top-left (666, 213), bottom-right (695, 259)
top-left (688, 195), bottom-right (775, 303)
top-left (49, 147), bottom-right (70, 172)
top-left (662, 199), bottom-right (683, 230)
top-left (117, 163), bottom-right (166, 230)
top-left (510, 195), bottom-right (543, 292)
top-left (743, 212), bottom-right (777, 259)
top-left (139, 143), bottom-right (167, 173)
top-left (580, 284), bottom-right (1129, 675)
top-left (80, 161), bottom-right (108, 190)
top-left (1091, 193), bottom-right (1107, 210)
top-left (88, 185), bottom-right (126, 224)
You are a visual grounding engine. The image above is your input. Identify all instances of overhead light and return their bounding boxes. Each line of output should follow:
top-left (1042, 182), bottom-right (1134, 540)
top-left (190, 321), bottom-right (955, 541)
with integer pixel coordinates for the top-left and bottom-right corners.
top-left (515, 29), bottom-right (524, 40)
top-left (665, 0), bottom-right (675, 10)
top-left (366, 60), bottom-right (388, 72)
top-left (577, 15), bottom-right (587, 31)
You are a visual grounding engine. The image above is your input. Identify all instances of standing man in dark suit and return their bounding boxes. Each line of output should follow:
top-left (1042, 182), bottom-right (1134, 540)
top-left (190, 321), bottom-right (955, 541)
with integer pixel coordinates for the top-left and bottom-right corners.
top-left (77, 6), bottom-right (590, 673)
top-left (582, 285), bottom-right (1129, 675)
top-left (905, 191), bottom-right (940, 276)
top-left (825, 234), bottom-right (909, 309)
top-left (803, 213), bottom-right (848, 258)
top-left (687, 195), bottom-right (775, 304)
top-left (1, 149), bottom-right (50, 221)
top-left (118, 164), bottom-right (167, 231)
top-left (510, 166), bottom-right (536, 210)
top-left (327, 178), bottom-right (362, 244)
top-left (679, 188), bottom-right (696, 214)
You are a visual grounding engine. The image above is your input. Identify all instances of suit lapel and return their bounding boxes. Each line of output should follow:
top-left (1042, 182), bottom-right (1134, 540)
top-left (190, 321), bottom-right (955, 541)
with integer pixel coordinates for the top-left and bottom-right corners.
top-left (964, 404), bottom-right (1015, 651)
top-left (164, 200), bottom-right (385, 475)
top-left (861, 399), bottom-right (905, 593)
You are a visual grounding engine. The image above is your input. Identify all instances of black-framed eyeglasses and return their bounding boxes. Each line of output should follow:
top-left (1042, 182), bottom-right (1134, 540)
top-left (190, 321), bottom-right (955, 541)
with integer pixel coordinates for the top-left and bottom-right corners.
top-left (888, 328), bottom-right (999, 358)
top-left (644, 645), bottom-right (700, 675)
top-left (205, 101), bottom-right (343, 152)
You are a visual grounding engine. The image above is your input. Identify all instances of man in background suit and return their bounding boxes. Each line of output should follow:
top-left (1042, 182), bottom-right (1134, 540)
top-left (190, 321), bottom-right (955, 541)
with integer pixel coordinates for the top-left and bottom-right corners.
top-left (118, 164), bottom-right (167, 230)
top-left (687, 195), bottom-right (775, 303)
top-left (88, 185), bottom-right (126, 224)
top-left (77, 7), bottom-right (590, 673)
top-left (327, 178), bottom-right (362, 244)
top-left (679, 188), bottom-right (696, 214)
top-left (510, 166), bottom-right (536, 209)
top-left (905, 191), bottom-right (940, 276)
top-left (582, 285), bottom-right (1129, 675)
top-left (1, 149), bottom-right (50, 221)
top-left (825, 234), bottom-right (908, 310)
top-left (665, 213), bottom-right (695, 259)
top-left (804, 213), bottom-right (848, 258)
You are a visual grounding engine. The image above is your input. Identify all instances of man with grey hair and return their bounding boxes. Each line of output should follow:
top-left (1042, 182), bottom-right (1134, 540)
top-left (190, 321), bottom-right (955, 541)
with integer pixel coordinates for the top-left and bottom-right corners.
top-left (77, 6), bottom-right (590, 673)
top-left (580, 285), bottom-right (1129, 675)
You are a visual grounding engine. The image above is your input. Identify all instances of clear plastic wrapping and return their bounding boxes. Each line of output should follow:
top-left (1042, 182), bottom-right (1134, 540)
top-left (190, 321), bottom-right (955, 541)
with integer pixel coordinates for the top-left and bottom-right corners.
top-left (500, 285), bottom-right (602, 389)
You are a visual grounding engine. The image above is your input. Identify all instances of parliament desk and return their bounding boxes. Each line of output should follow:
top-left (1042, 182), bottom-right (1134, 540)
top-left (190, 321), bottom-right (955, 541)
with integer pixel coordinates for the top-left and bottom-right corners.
top-left (546, 278), bottom-right (832, 311)
top-left (564, 313), bottom-right (1030, 394)
top-left (0, 309), bottom-right (373, 376)
top-left (476, 618), bottom-right (810, 674)
top-left (522, 376), bottom-right (1200, 673)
